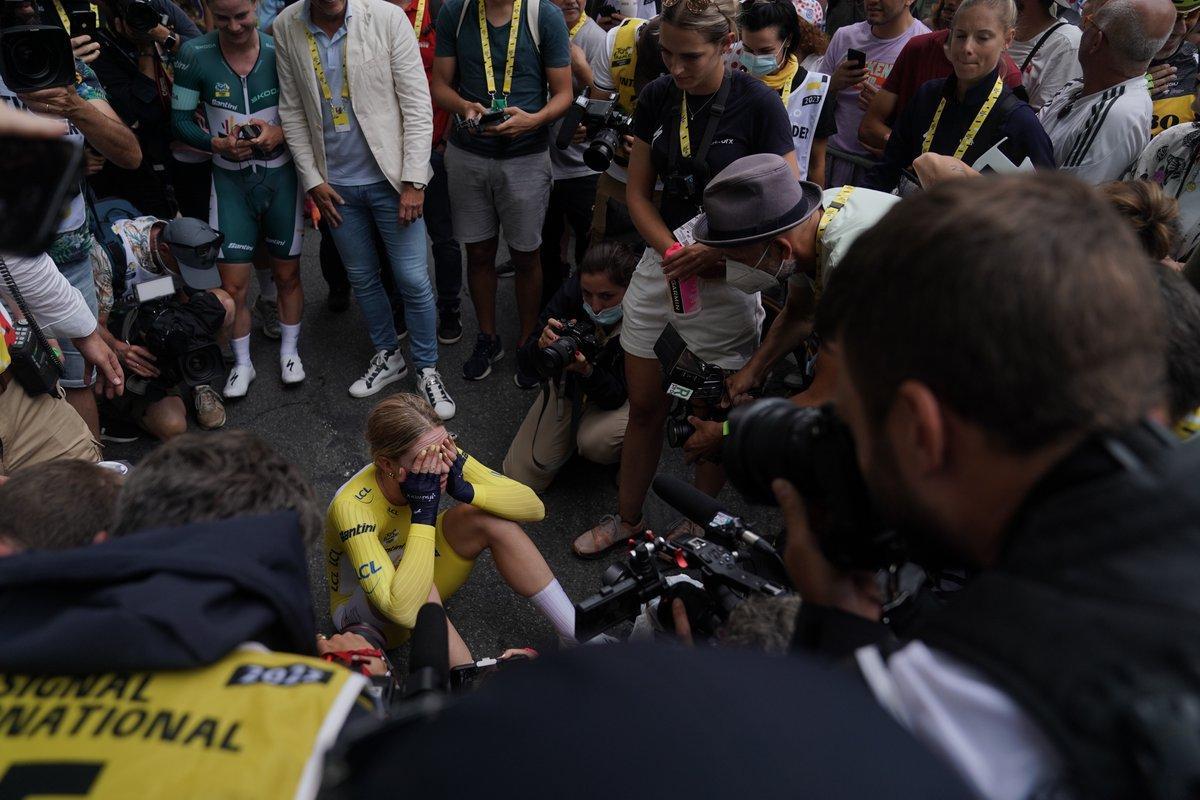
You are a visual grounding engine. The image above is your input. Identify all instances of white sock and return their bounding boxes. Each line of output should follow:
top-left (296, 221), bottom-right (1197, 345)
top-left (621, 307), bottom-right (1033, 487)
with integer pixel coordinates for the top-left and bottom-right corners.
top-left (231, 334), bottom-right (252, 367)
top-left (255, 267), bottom-right (278, 301)
top-left (529, 579), bottom-right (575, 640)
top-left (279, 322), bottom-right (301, 357)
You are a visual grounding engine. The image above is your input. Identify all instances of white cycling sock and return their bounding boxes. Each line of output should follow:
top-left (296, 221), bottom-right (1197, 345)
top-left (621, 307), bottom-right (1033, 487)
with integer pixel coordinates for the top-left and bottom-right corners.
top-left (529, 579), bottom-right (575, 640)
top-left (231, 334), bottom-right (252, 367)
top-left (280, 322), bottom-right (301, 357)
top-left (255, 267), bottom-right (278, 301)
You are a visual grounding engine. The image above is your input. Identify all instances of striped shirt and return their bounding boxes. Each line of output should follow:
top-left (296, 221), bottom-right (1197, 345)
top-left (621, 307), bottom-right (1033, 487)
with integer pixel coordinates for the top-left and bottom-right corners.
top-left (1037, 75), bottom-right (1152, 184)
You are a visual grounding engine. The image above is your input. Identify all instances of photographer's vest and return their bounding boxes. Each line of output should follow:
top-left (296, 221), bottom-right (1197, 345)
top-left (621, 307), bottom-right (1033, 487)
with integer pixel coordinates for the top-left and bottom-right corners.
top-left (913, 426), bottom-right (1200, 800)
top-left (0, 648), bottom-right (366, 800)
top-left (610, 17), bottom-right (646, 115)
top-left (785, 71), bottom-right (830, 182)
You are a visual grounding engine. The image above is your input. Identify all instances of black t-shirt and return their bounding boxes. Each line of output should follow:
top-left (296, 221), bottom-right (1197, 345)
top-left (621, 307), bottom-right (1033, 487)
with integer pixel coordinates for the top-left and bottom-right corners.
top-left (631, 69), bottom-right (794, 229)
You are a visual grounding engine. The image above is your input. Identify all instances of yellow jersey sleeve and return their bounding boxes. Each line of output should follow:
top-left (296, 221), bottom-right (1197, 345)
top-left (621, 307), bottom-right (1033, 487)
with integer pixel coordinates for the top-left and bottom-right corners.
top-left (327, 488), bottom-right (436, 630)
top-left (463, 453), bottom-right (546, 522)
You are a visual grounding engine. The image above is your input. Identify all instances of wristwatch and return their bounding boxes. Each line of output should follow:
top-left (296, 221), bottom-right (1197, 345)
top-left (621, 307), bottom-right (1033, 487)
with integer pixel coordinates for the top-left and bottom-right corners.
top-left (163, 32), bottom-right (178, 51)
top-left (408, 181), bottom-right (427, 191)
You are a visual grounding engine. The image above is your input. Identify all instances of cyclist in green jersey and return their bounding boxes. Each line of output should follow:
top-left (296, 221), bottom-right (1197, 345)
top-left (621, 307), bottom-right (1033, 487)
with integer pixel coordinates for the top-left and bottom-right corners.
top-left (171, 0), bottom-right (307, 400)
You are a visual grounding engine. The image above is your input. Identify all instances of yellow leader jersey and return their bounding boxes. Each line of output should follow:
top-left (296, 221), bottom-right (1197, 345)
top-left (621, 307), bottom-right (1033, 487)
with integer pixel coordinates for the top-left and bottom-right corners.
top-left (324, 452), bottom-right (545, 630)
top-left (0, 647), bottom-right (366, 799)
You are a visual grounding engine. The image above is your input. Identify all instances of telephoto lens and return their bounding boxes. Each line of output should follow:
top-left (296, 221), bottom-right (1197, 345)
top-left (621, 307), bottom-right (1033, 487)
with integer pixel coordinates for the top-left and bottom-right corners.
top-left (584, 128), bottom-right (622, 172)
top-left (724, 398), bottom-right (904, 570)
top-left (665, 415), bottom-right (695, 448)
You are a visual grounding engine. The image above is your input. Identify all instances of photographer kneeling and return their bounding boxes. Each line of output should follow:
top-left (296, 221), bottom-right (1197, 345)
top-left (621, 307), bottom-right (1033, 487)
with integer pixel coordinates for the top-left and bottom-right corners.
top-left (99, 216), bottom-right (234, 437)
top-left (757, 173), bottom-right (1200, 798)
top-left (503, 241), bottom-right (637, 491)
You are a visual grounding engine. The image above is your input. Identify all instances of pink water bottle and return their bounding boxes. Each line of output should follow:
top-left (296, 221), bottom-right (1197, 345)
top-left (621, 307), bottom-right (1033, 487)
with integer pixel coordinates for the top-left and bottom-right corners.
top-left (665, 242), bottom-right (701, 315)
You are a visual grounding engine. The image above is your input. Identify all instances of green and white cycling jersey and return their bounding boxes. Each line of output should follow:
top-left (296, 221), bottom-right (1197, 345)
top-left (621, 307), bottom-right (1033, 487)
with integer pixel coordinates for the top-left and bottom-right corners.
top-left (171, 30), bottom-right (292, 172)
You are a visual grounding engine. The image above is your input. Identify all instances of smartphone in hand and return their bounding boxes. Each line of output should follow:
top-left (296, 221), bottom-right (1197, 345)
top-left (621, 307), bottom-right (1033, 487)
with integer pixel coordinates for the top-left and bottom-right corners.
top-left (847, 48), bottom-right (867, 68)
top-left (69, 8), bottom-right (98, 39)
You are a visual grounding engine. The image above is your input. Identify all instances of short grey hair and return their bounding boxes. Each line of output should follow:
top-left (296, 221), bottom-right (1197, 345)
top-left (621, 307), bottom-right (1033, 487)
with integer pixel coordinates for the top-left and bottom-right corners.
top-left (1095, 0), bottom-right (1172, 66)
top-left (953, 0), bottom-right (1017, 30)
top-left (112, 430), bottom-right (323, 553)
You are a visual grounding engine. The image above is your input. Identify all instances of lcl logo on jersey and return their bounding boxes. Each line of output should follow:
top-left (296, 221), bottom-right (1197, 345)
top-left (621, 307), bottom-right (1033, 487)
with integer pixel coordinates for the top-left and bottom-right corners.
top-left (214, 82), bottom-right (231, 98)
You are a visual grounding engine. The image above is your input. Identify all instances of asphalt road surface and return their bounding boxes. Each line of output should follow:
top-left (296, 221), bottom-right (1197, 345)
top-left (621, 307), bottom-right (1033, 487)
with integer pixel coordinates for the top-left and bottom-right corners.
top-left (104, 233), bottom-right (779, 659)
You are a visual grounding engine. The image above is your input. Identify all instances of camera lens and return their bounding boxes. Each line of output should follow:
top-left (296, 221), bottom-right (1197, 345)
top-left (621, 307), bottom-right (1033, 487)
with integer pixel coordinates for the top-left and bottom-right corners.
top-left (9, 37), bottom-right (52, 81)
top-left (724, 398), bottom-right (824, 505)
top-left (180, 343), bottom-right (225, 387)
top-left (536, 337), bottom-right (578, 377)
top-left (126, 0), bottom-right (161, 31)
top-left (665, 416), bottom-right (695, 448)
top-left (584, 128), bottom-right (621, 172)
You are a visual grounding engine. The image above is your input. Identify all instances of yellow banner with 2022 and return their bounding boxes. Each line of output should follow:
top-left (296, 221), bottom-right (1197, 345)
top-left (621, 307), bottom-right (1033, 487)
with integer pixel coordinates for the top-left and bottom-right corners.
top-left (0, 648), bottom-right (364, 799)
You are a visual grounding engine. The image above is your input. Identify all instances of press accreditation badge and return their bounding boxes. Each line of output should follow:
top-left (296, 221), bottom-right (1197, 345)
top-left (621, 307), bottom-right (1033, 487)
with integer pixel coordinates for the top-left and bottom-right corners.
top-left (332, 105), bottom-right (351, 132)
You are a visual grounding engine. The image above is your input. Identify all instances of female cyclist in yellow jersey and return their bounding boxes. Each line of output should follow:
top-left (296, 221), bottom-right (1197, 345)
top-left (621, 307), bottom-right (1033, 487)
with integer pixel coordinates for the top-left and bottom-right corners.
top-left (325, 394), bottom-right (578, 664)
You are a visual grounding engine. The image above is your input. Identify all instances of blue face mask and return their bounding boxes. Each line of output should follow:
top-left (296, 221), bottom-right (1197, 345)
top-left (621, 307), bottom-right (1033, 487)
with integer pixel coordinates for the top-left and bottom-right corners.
top-left (739, 50), bottom-right (780, 77)
top-left (584, 303), bottom-right (624, 326)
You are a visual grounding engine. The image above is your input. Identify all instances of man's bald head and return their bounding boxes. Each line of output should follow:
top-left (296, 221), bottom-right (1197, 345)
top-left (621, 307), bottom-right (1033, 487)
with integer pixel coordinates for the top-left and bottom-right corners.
top-left (1089, 0), bottom-right (1175, 73)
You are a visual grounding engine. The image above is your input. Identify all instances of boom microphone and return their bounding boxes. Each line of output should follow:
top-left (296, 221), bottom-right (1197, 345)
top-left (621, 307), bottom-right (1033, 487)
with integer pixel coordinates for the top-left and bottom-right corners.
top-left (403, 603), bottom-right (449, 700)
top-left (652, 474), bottom-right (781, 559)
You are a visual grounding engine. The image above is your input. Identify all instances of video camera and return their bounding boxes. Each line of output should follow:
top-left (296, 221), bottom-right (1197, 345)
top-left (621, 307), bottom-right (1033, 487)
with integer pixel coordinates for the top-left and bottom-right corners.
top-left (108, 276), bottom-right (225, 388)
top-left (0, 0), bottom-right (75, 92)
top-left (654, 323), bottom-right (727, 448)
top-left (724, 398), bottom-right (906, 571)
top-left (574, 475), bottom-right (789, 642)
top-left (554, 92), bottom-right (633, 172)
top-left (109, 0), bottom-right (165, 33)
top-left (535, 319), bottom-right (600, 379)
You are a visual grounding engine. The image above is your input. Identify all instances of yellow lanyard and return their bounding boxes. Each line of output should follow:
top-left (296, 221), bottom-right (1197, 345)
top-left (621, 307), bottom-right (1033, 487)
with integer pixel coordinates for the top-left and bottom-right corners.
top-left (304, 28), bottom-right (350, 104)
top-left (568, 12), bottom-right (588, 37)
top-left (679, 94), bottom-right (691, 158)
top-left (815, 185), bottom-right (855, 262)
top-left (52, 0), bottom-right (100, 33)
top-left (921, 75), bottom-right (1003, 160)
top-left (414, 0), bottom-right (428, 35)
top-left (478, 0), bottom-right (524, 107)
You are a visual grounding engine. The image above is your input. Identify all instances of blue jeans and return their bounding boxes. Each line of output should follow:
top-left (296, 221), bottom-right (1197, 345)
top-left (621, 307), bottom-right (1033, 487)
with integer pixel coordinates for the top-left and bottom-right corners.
top-left (327, 181), bottom-right (438, 369)
top-left (54, 249), bottom-right (99, 388)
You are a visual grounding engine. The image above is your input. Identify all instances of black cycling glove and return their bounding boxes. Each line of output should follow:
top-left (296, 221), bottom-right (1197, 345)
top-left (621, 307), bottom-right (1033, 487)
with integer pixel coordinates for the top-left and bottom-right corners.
top-left (444, 450), bottom-right (475, 504)
top-left (402, 470), bottom-right (442, 526)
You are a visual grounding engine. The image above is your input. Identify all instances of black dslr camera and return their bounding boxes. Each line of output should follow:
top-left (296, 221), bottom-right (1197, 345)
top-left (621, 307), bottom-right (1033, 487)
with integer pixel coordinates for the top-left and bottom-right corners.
top-left (654, 323), bottom-right (727, 448)
top-left (0, 0), bottom-right (75, 92)
top-left (575, 477), bottom-right (789, 642)
top-left (108, 276), bottom-right (225, 388)
top-left (535, 319), bottom-right (600, 379)
top-left (724, 398), bottom-right (906, 570)
top-left (555, 92), bottom-right (633, 172)
top-left (110, 0), bottom-right (165, 33)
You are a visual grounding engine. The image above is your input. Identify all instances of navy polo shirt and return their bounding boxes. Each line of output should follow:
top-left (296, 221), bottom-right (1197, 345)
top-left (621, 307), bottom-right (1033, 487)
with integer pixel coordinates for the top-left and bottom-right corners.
top-left (865, 66), bottom-right (1055, 192)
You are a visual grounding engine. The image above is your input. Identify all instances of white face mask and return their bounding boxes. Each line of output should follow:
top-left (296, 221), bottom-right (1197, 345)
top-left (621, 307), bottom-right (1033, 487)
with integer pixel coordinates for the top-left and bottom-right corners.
top-left (727, 242), bottom-right (797, 293)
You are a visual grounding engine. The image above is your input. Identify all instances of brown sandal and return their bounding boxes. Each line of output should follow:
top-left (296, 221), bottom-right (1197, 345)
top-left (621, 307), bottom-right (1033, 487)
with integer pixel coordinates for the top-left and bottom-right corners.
top-left (572, 514), bottom-right (646, 560)
top-left (663, 518), bottom-right (705, 543)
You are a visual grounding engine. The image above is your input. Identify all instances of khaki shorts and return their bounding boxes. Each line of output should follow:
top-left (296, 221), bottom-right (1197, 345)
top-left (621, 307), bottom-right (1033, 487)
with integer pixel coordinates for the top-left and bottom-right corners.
top-left (444, 144), bottom-right (553, 252)
top-left (619, 247), bottom-right (764, 371)
top-left (0, 378), bottom-right (100, 476)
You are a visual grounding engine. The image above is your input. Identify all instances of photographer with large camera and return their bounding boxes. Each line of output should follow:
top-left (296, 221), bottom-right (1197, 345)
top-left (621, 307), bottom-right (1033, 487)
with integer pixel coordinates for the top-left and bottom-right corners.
top-left (502, 240), bottom-right (636, 490)
top-left (667, 152), bottom-right (898, 466)
top-left (573, 0), bottom-right (799, 557)
top-left (74, 0), bottom-right (203, 217)
top-left (1, 0), bottom-right (141, 438)
top-left (97, 215), bottom-right (234, 436)
top-left (743, 173), bottom-right (1200, 798)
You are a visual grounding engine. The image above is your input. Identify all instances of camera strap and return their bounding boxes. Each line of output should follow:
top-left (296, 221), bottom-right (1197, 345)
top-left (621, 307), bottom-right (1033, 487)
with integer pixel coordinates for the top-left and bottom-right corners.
top-left (529, 376), bottom-right (584, 473)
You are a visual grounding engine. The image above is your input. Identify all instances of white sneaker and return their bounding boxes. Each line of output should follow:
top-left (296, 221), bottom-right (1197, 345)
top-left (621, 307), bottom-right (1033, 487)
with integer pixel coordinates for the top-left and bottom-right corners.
top-left (417, 366), bottom-right (456, 420)
top-left (224, 364), bottom-right (256, 399)
top-left (349, 349), bottom-right (407, 398)
top-left (280, 353), bottom-right (306, 385)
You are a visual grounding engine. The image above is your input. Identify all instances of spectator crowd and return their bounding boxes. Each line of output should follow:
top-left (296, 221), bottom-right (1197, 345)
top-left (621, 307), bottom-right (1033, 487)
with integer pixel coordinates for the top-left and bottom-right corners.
top-left (4, 0), bottom-right (1200, 792)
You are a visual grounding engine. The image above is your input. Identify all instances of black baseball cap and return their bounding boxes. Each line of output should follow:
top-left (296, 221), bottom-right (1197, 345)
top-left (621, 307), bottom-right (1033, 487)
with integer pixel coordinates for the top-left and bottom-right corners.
top-left (162, 217), bottom-right (224, 290)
